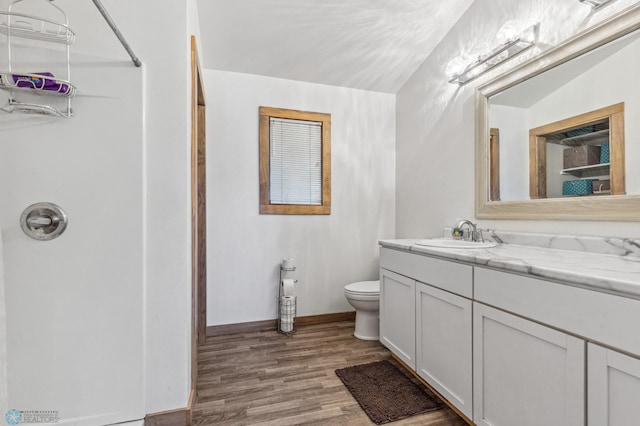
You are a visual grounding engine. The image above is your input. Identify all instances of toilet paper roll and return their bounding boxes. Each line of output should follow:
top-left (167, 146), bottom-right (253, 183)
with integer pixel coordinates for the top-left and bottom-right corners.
top-left (280, 295), bottom-right (296, 316)
top-left (282, 258), bottom-right (295, 270)
top-left (282, 279), bottom-right (295, 297)
top-left (280, 304), bottom-right (295, 313)
top-left (280, 320), bottom-right (293, 333)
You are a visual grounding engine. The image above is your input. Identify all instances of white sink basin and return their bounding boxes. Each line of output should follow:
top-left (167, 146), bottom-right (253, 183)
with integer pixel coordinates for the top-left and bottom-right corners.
top-left (415, 239), bottom-right (497, 249)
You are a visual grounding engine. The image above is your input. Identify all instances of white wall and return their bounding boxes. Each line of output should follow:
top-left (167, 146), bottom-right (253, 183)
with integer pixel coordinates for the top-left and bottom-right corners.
top-left (0, 0), bottom-right (194, 417)
top-left (488, 105), bottom-right (529, 201)
top-left (205, 70), bottom-right (395, 325)
top-left (144, 0), bottom-right (201, 413)
top-left (397, 0), bottom-right (640, 238)
top-left (89, 0), bottom-right (194, 414)
top-left (78, 1), bottom-right (194, 414)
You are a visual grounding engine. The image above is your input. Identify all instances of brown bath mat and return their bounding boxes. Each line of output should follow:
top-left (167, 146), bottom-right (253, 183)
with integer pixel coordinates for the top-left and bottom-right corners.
top-left (335, 359), bottom-right (444, 424)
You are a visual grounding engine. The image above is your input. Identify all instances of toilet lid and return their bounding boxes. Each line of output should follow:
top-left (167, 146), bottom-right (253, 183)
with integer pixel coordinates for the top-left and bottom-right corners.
top-left (345, 280), bottom-right (380, 294)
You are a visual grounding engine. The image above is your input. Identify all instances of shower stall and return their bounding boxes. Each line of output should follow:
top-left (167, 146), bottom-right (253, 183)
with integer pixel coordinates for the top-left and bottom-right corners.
top-left (0, 0), bottom-right (146, 423)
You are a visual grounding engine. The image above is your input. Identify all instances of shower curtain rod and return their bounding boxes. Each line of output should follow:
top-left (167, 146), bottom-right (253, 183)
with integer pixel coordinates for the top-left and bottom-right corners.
top-left (91, 0), bottom-right (142, 67)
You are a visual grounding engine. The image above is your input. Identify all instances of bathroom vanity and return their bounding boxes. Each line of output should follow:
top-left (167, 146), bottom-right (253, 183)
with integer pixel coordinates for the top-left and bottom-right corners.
top-left (379, 232), bottom-right (640, 426)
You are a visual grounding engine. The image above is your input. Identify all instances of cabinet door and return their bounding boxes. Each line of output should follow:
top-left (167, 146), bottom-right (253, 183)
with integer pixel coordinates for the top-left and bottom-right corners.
top-left (473, 303), bottom-right (585, 426)
top-left (588, 343), bottom-right (640, 426)
top-left (379, 268), bottom-right (415, 369)
top-left (416, 283), bottom-right (472, 419)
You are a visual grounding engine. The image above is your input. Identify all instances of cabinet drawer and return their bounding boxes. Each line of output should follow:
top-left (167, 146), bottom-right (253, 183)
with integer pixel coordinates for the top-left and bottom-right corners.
top-left (475, 267), bottom-right (640, 355)
top-left (380, 247), bottom-right (472, 298)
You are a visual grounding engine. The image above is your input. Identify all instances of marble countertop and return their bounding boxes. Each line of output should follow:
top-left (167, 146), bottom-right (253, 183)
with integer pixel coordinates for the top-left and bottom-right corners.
top-left (379, 235), bottom-right (640, 299)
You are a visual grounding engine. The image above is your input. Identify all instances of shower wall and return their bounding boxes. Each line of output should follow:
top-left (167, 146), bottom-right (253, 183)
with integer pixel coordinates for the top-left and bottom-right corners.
top-left (0, 53), bottom-right (145, 424)
top-left (0, 0), bottom-right (198, 420)
top-left (0, 230), bottom-right (6, 417)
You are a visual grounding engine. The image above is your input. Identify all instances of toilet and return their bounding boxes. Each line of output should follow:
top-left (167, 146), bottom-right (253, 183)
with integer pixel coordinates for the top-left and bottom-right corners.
top-left (344, 280), bottom-right (380, 340)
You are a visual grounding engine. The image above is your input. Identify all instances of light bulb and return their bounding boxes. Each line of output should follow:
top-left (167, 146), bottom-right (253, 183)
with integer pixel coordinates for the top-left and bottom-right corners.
top-left (445, 57), bottom-right (467, 78)
top-left (472, 41), bottom-right (491, 61)
top-left (496, 20), bottom-right (523, 44)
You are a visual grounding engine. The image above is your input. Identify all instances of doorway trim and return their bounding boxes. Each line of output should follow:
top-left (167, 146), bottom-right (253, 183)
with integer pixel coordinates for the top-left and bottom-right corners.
top-left (190, 34), bottom-right (207, 416)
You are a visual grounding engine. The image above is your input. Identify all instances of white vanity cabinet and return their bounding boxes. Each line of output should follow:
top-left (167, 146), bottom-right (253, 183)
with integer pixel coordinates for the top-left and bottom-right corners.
top-left (473, 302), bottom-right (585, 426)
top-left (416, 283), bottom-right (472, 419)
top-left (474, 265), bottom-right (640, 426)
top-left (379, 268), bottom-right (415, 369)
top-left (379, 243), bottom-right (640, 426)
top-left (588, 343), bottom-right (640, 426)
top-left (380, 247), bottom-right (473, 418)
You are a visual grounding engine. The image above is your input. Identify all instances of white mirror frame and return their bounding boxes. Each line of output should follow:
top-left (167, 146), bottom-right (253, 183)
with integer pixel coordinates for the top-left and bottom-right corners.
top-left (476, 4), bottom-right (640, 221)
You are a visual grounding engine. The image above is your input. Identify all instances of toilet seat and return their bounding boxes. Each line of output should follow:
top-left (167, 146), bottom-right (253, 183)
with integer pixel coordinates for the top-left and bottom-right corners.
top-left (344, 280), bottom-right (379, 296)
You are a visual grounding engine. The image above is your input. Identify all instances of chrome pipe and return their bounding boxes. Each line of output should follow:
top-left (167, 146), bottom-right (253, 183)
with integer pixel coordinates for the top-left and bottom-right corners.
top-left (91, 0), bottom-right (142, 67)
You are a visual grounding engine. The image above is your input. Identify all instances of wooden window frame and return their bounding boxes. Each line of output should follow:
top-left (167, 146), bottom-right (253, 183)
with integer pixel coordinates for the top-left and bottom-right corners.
top-left (259, 106), bottom-right (331, 215)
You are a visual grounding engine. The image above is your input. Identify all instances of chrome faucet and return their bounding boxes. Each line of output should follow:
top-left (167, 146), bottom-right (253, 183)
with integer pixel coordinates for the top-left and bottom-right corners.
top-left (454, 219), bottom-right (484, 242)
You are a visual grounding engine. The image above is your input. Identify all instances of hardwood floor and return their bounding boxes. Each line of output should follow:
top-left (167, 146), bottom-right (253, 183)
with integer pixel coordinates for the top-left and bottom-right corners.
top-left (194, 320), bottom-right (467, 425)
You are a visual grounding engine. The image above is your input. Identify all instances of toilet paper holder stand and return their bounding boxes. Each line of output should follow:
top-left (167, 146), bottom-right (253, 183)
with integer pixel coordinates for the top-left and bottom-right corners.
top-left (278, 265), bottom-right (298, 336)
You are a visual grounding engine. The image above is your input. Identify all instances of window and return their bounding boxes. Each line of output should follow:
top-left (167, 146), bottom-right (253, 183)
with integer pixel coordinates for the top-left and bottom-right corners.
top-left (259, 106), bottom-right (331, 214)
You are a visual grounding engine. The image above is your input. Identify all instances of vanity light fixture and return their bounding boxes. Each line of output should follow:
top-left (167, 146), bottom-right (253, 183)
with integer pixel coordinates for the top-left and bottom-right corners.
top-left (448, 22), bottom-right (539, 85)
top-left (579, 0), bottom-right (616, 9)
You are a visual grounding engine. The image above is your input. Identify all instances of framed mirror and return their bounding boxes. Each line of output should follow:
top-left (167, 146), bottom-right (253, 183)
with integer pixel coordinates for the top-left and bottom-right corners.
top-left (476, 4), bottom-right (640, 221)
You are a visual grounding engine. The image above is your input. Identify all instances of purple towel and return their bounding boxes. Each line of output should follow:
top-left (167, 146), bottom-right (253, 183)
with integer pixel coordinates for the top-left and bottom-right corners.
top-left (11, 72), bottom-right (69, 93)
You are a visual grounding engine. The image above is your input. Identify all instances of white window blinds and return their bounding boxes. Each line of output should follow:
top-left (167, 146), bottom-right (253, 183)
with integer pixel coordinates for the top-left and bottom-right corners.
top-left (269, 117), bottom-right (323, 205)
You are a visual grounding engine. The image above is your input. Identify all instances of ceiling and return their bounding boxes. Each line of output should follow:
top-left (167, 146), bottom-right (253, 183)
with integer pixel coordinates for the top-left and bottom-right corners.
top-left (196, 0), bottom-right (475, 93)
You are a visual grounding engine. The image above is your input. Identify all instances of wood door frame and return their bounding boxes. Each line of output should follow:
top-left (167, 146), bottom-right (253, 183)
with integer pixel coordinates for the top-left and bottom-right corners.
top-left (190, 35), bottom-right (206, 413)
top-left (489, 128), bottom-right (500, 201)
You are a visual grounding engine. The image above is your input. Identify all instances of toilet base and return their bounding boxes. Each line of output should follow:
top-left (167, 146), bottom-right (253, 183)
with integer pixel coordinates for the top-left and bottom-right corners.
top-left (353, 309), bottom-right (379, 341)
